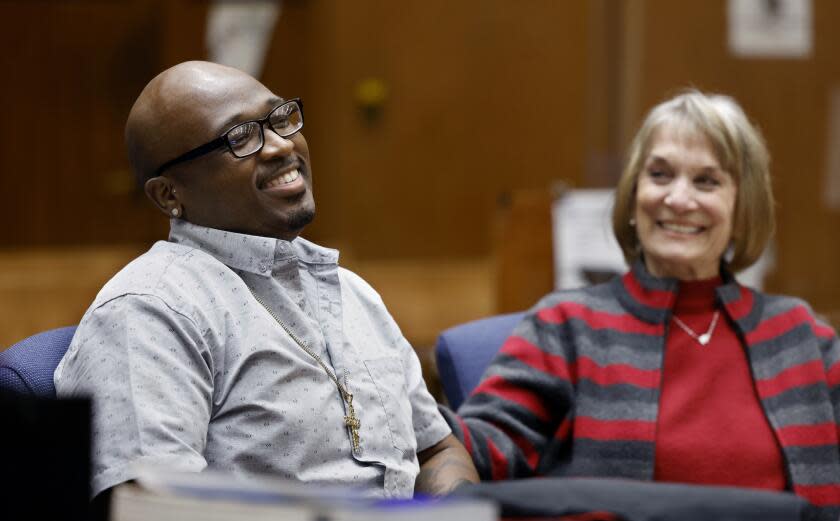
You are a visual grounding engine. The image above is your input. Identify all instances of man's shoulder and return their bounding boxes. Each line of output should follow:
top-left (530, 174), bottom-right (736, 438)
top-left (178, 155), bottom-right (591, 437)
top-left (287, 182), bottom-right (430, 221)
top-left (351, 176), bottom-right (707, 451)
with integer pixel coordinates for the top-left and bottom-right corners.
top-left (336, 265), bottom-right (373, 288)
top-left (94, 239), bottom-right (232, 305)
top-left (336, 266), bottom-right (386, 304)
top-left (290, 236), bottom-right (379, 295)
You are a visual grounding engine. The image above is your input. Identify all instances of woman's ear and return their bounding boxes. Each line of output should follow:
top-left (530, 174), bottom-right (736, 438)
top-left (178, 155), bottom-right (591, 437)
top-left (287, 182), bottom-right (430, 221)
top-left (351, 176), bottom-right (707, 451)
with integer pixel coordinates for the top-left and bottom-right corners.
top-left (144, 176), bottom-right (182, 218)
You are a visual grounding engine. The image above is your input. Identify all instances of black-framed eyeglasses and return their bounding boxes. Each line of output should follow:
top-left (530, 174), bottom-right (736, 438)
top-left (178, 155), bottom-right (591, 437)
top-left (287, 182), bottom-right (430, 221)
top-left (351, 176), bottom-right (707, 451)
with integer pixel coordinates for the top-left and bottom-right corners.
top-left (155, 98), bottom-right (304, 176)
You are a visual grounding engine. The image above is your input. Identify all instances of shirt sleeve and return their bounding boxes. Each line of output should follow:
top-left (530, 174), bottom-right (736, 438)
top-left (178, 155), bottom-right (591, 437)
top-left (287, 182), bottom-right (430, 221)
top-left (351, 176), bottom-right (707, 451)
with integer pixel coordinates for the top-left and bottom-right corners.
top-left (338, 268), bottom-right (451, 453)
top-left (396, 331), bottom-right (452, 451)
top-left (368, 295), bottom-right (451, 452)
top-left (54, 293), bottom-right (213, 497)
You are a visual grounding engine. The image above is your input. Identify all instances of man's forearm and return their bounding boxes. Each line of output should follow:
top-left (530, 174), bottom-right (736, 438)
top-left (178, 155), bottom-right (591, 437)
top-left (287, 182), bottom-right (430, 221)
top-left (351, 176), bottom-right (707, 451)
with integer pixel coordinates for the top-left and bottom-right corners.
top-left (415, 434), bottom-right (479, 495)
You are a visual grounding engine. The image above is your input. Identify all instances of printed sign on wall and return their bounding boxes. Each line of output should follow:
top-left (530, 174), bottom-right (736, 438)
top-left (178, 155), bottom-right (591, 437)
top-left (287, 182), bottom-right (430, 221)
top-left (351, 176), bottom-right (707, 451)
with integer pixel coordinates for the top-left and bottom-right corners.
top-left (728, 0), bottom-right (812, 58)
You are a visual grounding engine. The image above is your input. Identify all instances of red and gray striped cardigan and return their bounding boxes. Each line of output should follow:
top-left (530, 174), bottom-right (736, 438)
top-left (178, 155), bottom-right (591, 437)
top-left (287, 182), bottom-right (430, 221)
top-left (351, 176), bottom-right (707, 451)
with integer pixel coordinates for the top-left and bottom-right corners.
top-left (445, 261), bottom-right (840, 519)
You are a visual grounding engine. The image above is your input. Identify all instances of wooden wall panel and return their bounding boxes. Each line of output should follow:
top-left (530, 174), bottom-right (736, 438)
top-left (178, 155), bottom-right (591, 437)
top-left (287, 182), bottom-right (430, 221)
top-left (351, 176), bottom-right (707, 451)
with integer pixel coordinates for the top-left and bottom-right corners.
top-left (266, 0), bottom-right (589, 260)
top-left (494, 187), bottom-right (555, 313)
top-left (0, 1), bottom-right (207, 248)
top-left (2, 1), bottom-right (589, 263)
top-left (0, 246), bottom-right (144, 349)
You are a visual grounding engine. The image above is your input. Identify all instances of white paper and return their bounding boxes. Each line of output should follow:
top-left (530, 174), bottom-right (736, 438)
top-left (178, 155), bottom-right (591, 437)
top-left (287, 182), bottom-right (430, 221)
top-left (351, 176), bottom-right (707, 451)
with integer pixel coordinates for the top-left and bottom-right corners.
top-left (736, 243), bottom-right (774, 290)
top-left (824, 88), bottom-right (840, 210)
top-left (552, 189), bottom-right (626, 289)
top-left (207, 0), bottom-right (281, 78)
top-left (728, 0), bottom-right (812, 58)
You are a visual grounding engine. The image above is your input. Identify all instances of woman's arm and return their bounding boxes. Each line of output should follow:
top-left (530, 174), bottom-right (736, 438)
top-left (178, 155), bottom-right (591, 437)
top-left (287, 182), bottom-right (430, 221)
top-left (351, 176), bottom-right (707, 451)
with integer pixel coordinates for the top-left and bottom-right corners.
top-left (443, 307), bottom-right (576, 480)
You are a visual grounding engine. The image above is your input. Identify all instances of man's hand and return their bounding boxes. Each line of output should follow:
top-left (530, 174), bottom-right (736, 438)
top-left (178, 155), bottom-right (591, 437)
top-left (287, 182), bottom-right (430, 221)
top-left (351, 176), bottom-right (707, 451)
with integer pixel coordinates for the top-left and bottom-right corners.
top-left (415, 433), bottom-right (479, 495)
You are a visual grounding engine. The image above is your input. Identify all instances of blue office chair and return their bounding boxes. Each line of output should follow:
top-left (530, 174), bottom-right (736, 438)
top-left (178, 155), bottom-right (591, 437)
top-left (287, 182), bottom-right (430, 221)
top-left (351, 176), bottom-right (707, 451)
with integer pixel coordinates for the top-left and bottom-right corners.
top-left (434, 312), bottom-right (525, 410)
top-left (0, 326), bottom-right (77, 397)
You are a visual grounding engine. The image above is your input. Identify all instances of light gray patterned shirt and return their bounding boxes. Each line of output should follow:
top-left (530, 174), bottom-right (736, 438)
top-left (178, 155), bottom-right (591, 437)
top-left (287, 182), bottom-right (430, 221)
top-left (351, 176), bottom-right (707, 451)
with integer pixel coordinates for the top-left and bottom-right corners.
top-left (55, 220), bottom-right (450, 498)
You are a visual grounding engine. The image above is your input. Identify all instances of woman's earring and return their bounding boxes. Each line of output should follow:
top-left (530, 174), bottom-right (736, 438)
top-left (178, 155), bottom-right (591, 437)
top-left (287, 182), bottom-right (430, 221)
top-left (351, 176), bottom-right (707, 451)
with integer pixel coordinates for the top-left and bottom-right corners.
top-left (171, 208), bottom-right (181, 217)
top-left (629, 218), bottom-right (636, 227)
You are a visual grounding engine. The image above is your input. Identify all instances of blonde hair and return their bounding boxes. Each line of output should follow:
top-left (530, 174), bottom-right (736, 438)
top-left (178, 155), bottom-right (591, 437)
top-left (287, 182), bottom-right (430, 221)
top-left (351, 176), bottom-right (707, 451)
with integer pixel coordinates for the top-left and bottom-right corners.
top-left (611, 90), bottom-right (774, 272)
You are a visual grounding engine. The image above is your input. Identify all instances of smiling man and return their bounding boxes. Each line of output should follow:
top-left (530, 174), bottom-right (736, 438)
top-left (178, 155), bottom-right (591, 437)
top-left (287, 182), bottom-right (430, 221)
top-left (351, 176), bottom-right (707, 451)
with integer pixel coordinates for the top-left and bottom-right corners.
top-left (54, 61), bottom-right (477, 506)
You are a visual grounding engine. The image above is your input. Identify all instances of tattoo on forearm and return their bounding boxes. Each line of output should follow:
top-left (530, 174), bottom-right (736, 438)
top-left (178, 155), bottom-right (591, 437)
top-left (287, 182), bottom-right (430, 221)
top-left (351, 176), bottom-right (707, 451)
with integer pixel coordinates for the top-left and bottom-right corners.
top-left (415, 458), bottom-right (478, 495)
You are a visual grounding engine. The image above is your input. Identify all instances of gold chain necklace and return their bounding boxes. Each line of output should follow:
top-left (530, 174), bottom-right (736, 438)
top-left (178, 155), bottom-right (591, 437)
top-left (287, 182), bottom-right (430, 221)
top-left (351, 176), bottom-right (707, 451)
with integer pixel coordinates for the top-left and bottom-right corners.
top-left (248, 288), bottom-right (361, 453)
top-left (671, 310), bottom-right (720, 346)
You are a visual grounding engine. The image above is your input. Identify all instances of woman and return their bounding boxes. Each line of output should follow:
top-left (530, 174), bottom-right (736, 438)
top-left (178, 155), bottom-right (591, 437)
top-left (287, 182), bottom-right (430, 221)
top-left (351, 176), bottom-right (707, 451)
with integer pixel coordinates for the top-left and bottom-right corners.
top-left (447, 91), bottom-right (840, 517)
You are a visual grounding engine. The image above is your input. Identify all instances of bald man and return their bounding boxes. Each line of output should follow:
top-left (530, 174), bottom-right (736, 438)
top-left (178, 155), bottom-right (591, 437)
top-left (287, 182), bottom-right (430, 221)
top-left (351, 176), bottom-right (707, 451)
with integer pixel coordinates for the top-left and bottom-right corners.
top-left (55, 61), bottom-right (477, 505)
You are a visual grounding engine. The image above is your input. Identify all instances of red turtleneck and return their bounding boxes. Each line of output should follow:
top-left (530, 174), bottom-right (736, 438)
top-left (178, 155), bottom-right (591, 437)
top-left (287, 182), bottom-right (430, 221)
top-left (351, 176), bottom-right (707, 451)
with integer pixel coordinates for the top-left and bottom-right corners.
top-left (654, 276), bottom-right (787, 490)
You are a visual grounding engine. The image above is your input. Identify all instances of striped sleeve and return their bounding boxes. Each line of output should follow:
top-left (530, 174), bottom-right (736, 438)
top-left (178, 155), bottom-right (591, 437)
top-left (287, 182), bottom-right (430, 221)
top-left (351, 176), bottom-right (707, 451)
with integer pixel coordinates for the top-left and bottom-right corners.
top-left (800, 315), bottom-right (840, 513)
top-left (752, 299), bottom-right (840, 512)
top-left (445, 306), bottom-right (576, 480)
top-left (815, 313), bottom-right (840, 433)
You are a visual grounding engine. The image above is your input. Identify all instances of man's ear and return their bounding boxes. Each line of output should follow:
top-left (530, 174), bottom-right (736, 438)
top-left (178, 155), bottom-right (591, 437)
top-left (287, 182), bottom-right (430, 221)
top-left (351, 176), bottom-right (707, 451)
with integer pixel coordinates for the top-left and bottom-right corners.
top-left (144, 176), bottom-right (182, 218)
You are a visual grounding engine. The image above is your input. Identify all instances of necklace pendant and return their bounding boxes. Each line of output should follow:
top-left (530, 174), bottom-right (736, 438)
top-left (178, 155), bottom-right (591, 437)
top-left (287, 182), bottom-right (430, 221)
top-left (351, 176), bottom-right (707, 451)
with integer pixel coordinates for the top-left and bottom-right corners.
top-left (672, 310), bottom-right (720, 347)
top-left (344, 398), bottom-right (362, 453)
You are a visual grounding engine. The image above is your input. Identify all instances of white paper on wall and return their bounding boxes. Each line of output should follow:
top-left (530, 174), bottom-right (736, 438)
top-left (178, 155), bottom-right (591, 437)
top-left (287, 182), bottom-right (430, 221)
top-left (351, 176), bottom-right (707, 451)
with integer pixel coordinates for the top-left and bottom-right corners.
top-left (207, 0), bottom-right (281, 79)
top-left (736, 243), bottom-right (774, 290)
top-left (823, 88), bottom-right (840, 211)
top-left (551, 189), bottom-right (626, 290)
top-left (728, 0), bottom-right (812, 58)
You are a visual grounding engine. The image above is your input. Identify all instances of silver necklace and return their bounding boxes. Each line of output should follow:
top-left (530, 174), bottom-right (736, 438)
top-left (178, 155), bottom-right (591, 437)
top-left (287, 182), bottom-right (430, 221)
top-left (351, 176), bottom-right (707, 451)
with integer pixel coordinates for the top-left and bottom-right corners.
top-left (248, 288), bottom-right (361, 453)
top-left (671, 310), bottom-right (720, 346)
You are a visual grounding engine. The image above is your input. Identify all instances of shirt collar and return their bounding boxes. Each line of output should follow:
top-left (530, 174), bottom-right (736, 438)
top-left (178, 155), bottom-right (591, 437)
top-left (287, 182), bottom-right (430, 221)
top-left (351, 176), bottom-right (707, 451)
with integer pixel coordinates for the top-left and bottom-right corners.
top-left (168, 219), bottom-right (339, 276)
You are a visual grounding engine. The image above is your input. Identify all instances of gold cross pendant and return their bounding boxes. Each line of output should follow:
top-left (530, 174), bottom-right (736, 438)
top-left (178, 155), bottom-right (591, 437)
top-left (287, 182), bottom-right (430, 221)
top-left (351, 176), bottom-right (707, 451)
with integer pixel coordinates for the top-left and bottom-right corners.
top-left (343, 393), bottom-right (361, 453)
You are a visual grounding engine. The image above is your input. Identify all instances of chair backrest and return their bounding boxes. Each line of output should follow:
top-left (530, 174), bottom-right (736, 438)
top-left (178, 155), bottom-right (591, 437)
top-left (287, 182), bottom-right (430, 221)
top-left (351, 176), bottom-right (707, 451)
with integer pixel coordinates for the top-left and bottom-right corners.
top-left (434, 312), bottom-right (525, 410)
top-left (0, 326), bottom-right (77, 397)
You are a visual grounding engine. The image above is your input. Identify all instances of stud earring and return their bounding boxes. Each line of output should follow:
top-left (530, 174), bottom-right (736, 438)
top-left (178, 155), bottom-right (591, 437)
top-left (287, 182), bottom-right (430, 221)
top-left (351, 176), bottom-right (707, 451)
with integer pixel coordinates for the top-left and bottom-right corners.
top-left (171, 208), bottom-right (180, 217)
top-left (629, 218), bottom-right (636, 226)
